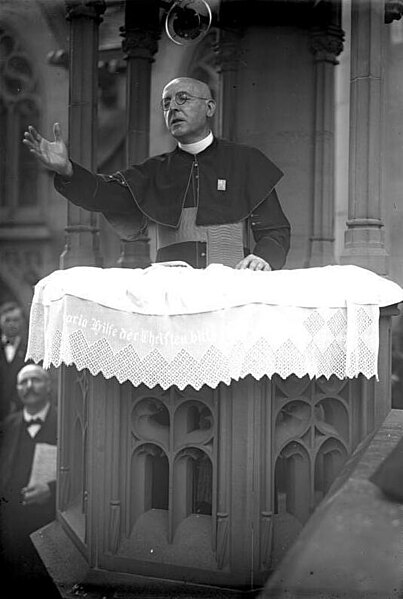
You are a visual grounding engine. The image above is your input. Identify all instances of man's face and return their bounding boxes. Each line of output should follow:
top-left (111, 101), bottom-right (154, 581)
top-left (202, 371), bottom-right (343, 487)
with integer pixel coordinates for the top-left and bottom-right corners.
top-left (162, 80), bottom-right (215, 144)
top-left (0, 308), bottom-right (23, 340)
top-left (17, 365), bottom-right (50, 413)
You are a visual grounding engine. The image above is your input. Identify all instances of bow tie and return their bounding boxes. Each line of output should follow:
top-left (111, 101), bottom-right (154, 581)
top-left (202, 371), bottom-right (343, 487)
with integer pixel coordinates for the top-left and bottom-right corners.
top-left (25, 418), bottom-right (43, 428)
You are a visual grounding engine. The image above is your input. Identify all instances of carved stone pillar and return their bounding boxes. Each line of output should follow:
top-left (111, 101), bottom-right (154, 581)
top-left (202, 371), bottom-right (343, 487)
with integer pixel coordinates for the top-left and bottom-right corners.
top-left (384, 0), bottom-right (403, 23)
top-left (117, 0), bottom-right (160, 269)
top-left (308, 22), bottom-right (344, 267)
top-left (340, 0), bottom-right (388, 275)
top-left (60, 0), bottom-right (105, 269)
top-left (216, 1), bottom-right (244, 141)
top-left (215, 29), bottom-right (243, 141)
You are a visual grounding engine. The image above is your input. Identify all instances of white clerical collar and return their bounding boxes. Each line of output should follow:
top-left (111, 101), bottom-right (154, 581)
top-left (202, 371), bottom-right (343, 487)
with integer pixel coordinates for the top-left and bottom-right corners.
top-left (178, 131), bottom-right (213, 154)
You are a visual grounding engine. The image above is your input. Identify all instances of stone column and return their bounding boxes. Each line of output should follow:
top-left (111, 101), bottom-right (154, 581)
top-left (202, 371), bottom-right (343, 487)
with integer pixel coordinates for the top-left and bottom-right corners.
top-left (216, 2), bottom-right (244, 141)
top-left (308, 20), bottom-right (344, 267)
top-left (117, 0), bottom-right (160, 269)
top-left (340, 0), bottom-right (388, 274)
top-left (384, 1), bottom-right (403, 24)
top-left (60, 0), bottom-right (105, 269)
top-left (215, 29), bottom-right (243, 141)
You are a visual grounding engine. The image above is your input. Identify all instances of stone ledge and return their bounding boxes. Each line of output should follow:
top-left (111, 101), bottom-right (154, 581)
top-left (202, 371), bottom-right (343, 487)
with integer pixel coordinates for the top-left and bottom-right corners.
top-left (31, 520), bottom-right (258, 599)
top-left (261, 408), bottom-right (403, 599)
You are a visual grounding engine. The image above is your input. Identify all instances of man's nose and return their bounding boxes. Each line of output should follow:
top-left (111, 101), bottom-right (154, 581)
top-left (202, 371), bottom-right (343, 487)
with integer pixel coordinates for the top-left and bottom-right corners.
top-left (167, 96), bottom-right (183, 111)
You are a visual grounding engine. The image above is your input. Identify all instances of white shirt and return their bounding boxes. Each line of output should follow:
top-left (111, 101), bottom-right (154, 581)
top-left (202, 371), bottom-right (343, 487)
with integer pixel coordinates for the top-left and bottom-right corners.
top-left (1, 334), bottom-right (21, 363)
top-left (23, 402), bottom-right (51, 438)
top-left (178, 131), bottom-right (213, 155)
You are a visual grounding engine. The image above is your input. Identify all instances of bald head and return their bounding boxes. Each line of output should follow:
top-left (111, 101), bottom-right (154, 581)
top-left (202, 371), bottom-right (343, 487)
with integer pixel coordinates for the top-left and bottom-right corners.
top-left (17, 364), bottom-right (51, 414)
top-left (162, 77), bottom-right (216, 144)
top-left (162, 77), bottom-right (213, 99)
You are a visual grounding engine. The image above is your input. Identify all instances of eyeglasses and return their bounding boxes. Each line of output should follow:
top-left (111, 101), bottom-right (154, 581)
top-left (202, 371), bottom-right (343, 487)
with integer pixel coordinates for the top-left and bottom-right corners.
top-left (160, 91), bottom-right (211, 111)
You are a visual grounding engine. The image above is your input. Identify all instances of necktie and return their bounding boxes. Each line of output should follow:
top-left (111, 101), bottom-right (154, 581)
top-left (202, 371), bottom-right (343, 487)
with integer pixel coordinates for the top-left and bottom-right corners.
top-left (26, 418), bottom-right (43, 428)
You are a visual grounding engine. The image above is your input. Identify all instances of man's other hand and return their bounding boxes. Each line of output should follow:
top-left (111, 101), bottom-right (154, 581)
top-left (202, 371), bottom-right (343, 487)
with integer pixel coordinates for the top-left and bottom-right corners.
top-left (235, 254), bottom-right (272, 271)
top-left (21, 482), bottom-right (52, 506)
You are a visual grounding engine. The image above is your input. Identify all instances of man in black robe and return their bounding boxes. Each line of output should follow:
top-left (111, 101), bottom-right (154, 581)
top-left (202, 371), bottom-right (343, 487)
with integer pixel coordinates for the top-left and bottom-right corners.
top-left (23, 77), bottom-right (290, 270)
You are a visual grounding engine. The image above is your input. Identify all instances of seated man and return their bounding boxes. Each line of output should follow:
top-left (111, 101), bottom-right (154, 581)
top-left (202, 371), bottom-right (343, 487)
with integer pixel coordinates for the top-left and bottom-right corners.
top-left (23, 77), bottom-right (290, 271)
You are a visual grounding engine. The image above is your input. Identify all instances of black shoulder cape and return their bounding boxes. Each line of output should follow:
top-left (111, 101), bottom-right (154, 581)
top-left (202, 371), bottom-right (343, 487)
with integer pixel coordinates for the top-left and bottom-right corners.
top-left (119, 137), bottom-right (284, 228)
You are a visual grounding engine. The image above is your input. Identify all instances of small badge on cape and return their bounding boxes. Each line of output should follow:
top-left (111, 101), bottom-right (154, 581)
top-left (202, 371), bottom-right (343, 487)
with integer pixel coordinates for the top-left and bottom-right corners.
top-left (217, 179), bottom-right (226, 191)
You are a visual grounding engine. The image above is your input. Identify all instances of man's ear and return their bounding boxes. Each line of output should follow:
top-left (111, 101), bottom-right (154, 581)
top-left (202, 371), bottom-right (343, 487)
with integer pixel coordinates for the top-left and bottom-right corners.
top-left (206, 99), bottom-right (216, 118)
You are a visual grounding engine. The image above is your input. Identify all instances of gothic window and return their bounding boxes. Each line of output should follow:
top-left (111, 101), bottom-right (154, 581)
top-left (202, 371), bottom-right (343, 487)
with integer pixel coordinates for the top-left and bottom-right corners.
top-left (0, 25), bottom-right (41, 218)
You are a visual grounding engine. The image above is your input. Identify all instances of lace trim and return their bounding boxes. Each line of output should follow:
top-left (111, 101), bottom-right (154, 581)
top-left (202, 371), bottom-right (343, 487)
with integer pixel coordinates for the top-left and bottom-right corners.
top-left (27, 296), bottom-right (380, 390)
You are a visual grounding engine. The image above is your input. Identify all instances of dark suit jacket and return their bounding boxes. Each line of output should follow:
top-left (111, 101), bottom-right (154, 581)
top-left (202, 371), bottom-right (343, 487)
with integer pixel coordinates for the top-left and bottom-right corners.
top-left (0, 336), bottom-right (28, 421)
top-left (0, 403), bottom-right (58, 585)
top-left (0, 403), bottom-right (58, 534)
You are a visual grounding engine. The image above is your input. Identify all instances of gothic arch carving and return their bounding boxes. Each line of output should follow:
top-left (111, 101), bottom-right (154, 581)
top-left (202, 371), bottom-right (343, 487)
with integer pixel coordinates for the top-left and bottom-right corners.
top-left (274, 441), bottom-right (311, 525)
top-left (173, 447), bottom-right (213, 535)
top-left (314, 437), bottom-right (347, 506)
top-left (129, 443), bottom-right (169, 531)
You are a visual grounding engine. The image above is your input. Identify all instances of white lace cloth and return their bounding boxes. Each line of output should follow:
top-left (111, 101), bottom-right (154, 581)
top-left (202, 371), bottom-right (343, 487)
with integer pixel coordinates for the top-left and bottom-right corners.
top-left (26, 263), bottom-right (403, 390)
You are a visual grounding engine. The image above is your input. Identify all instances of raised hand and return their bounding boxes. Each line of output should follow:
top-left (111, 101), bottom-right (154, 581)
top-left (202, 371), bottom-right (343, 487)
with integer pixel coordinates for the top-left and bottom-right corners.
top-left (23, 122), bottom-right (73, 177)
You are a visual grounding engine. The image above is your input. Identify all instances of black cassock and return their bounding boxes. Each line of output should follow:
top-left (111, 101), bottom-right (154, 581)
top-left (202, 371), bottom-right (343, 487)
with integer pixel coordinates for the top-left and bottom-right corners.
top-left (55, 137), bottom-right (291, 269)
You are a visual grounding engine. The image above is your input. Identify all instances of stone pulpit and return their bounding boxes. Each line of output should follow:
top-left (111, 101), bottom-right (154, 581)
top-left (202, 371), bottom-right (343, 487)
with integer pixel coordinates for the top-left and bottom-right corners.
top-left (26, 263), bottom-right (402, 596)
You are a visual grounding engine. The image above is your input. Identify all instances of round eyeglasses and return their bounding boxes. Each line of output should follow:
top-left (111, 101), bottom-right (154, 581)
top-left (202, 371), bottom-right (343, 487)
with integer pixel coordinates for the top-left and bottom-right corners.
top-left (160, 91), bottom-right (211, 111)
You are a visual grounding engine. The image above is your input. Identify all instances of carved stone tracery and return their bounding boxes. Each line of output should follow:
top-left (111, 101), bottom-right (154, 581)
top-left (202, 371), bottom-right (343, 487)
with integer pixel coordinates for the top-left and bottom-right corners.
top-left (121, 27), bottom-right (160, 61)
top-left (385, 0), bottom-right (403, 23)
top-left (309, 25), bottom-right (345, 64)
